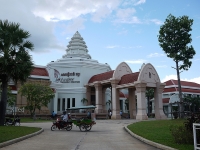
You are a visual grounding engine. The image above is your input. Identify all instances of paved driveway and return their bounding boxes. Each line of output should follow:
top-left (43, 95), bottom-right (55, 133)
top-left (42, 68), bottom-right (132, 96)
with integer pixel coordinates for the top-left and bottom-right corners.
top-left (2, 120), bottom-right (159, 150)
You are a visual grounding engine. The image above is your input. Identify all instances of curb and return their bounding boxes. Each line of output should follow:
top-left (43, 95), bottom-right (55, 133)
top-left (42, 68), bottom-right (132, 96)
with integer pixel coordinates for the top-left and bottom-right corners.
top-left (0, 128), bottom-right (44, 148)
top-left (124, 126), bottom-right (177, 150)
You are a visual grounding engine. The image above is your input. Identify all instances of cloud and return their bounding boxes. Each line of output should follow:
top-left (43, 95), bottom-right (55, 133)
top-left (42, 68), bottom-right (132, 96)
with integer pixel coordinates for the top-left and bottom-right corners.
top-left (161, 75), bottom-right (200, 84)
top-left (0, 0), bottom-right (64, 53)
top-left (65, 17), bottom-right (86, 33)
top-left (32, 0), bottom-right (120, 22)
top-left (106, 45), bottom-right (119, 49)
top-left (125, 59), bottom-right (146, 64)
top-left (147, 53), bottom-right (164, 58)
top-left (150, 19), bottom-right (163, 25)
top-left (161, 75), bottom-right (177, 83)
top-left (134, 0), bottom-right (146, 6)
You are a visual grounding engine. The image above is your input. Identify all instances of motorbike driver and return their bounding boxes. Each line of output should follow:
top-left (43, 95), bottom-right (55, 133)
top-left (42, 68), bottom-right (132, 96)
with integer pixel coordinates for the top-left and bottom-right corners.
top-left (60, 111), bottom-right (68, 128)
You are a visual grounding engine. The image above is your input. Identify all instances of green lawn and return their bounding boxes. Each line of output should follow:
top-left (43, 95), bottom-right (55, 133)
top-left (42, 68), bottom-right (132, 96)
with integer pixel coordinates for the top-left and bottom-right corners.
top-left (20, 117), bottom-right (53, 123)
top-left (127, 119), bottom-right (194, 150)
top-left (0, 126), bottom-right (41, 143)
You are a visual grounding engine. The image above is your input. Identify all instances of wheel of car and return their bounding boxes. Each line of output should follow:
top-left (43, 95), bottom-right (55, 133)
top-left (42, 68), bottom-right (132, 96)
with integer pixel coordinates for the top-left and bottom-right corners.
top-left (79, 124), bottom-right (86, 132)
top-left (85, 125), bottom-right (92, 131)
top-left (51, 125), bottom-right (56, 131)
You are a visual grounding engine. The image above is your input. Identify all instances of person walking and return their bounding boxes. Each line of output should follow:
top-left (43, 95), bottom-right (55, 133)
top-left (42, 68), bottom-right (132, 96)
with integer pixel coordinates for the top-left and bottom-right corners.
top-left (109, 111), bottom-right (112, 119)
top-left (120, 110), bottom-right (122, 119)
top-left (52, 111), bottom-right (56, 119)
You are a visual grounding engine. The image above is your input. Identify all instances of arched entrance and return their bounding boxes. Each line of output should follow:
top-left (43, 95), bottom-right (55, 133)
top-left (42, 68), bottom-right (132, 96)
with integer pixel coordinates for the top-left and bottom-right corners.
top-left (85, 62), bottom-right (167, 120)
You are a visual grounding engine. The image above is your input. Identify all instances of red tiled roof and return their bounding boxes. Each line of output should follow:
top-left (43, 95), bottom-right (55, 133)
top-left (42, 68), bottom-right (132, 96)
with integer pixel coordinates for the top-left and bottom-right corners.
top-left (163, 98), bottom-right (170, 103)
top-left (165, 79), bottom-right (200, 88)
top-left (88, 70), bottom-right (114, 83)
top-left (31, 67), bottom-right (49, 77)
top-left (118, 72), bottom-right (139, 85)
top-left (163, 87), bottom-right (200, 94)
top-left (9, 85), bottom-right (17, 91)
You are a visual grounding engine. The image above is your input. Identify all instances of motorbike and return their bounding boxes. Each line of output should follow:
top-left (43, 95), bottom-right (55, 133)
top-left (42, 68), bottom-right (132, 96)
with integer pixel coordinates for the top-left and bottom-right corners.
top-left (51, 117), bottom-right (72, 131)
top-left (4, 117), bottom-right (21, 126)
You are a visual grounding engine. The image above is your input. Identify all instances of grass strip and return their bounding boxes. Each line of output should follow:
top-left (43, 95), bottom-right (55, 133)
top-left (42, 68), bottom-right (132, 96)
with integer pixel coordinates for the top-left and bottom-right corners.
top-left (0, 126), bottom-right (40, 143)
top-left (127, 119), bottom-right (193, 150)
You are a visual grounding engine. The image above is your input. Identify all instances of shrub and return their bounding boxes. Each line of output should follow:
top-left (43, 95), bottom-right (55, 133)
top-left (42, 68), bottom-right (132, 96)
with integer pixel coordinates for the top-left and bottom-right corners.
top-left (170, 125), bottom-right (193, 144)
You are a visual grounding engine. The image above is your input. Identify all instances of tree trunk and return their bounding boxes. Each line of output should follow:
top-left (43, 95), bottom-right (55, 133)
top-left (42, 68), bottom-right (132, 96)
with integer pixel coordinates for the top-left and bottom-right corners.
top-left (176, 61), bottom-right (184, 118)
top-left (0, 76), bottom-right (8, 126)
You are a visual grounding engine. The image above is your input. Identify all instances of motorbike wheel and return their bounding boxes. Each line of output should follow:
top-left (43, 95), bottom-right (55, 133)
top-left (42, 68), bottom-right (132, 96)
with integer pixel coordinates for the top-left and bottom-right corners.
top-left (5, 122), bottom-right (9, 126)
top-left (85, 125), bottom-right (92, 131)
top-left (79, 124), bottom-right (86, 132)
top-left (15, 122), bottom-right (20, 126)
top-left (66, 124), bottom-right (72, 131)
top-left (51, 125), bottom-right (56, 131)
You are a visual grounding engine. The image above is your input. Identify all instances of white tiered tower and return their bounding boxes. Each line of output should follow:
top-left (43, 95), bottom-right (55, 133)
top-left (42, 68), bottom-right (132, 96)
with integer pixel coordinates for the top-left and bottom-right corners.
top-left (46, 31), bottom-right (111, 114)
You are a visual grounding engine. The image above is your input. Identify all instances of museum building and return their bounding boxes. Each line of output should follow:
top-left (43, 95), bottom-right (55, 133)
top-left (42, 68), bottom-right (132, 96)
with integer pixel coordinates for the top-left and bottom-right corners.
top-left (9, 31), bottom-right (200, 120)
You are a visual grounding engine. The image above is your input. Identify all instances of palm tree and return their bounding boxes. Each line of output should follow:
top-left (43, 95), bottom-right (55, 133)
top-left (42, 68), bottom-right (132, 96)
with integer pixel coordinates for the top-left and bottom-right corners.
top-left (146, 88), bottom-right (154, 117)
top-left (0, 20), bottom-right (34, 126)
top-left (81, 98), bottom-right (88, 105)
top-left (106, 100), bottom-right (112, 109)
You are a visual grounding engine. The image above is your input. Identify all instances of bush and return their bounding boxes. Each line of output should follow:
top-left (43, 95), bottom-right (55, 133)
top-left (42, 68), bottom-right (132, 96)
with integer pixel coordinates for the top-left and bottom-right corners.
top-left (170, 113), bottom-right (200, 144)
top-left (170, 125), bottom-right (193, 144)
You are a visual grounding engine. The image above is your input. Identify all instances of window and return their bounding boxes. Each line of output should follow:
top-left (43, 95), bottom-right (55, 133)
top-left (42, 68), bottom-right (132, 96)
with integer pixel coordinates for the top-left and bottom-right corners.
top-left (57, 98), bottom-right (60, 111)
top-left (67, 98), bottom-right (70, 108)
top-left (72, 98), bottom-right (75, 107)
top-left (62, 98), bottom-right (65, 111)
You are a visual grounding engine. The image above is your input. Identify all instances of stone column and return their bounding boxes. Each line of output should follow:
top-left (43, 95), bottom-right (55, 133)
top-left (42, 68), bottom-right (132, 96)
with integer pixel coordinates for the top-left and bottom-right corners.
top-left (154, 83), bottom-right (167, 119)
top-left (135, 81), bottom-right (148, 120)
top-left (110, 78), bottom-right (120, 119)
top-left (94, 82), bottom-right (103, 113)
top-left (102, 88), bottom-right (107, 113)
top-left (53, 91), bottom-right (58, 114)
top-left (85, 85), bottom-right (91, 105)
top-left (128, 88), bottom-right (136, 119)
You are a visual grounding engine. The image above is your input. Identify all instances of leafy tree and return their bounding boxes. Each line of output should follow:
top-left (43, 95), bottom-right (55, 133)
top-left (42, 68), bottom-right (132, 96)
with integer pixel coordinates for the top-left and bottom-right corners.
top-left (81, 98), bottom-right (88, 105)
top-left (184, 96), bottom-right (200, 112)
top-left (146, 88), bottom-right (154, 117)
top-left (158, 14), bottom-right (196, 117)
top-left (19, 83), bottom-right (54, 118)
top-left (106, 100), bottom-right (112, 109)
top-left (0, 20), bottom-right (34, 125)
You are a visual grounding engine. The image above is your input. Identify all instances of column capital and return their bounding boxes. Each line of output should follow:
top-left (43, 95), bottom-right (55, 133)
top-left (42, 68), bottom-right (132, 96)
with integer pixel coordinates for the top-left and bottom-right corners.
top-left (134, 81), bottom-right (146, 93)
top-left (110, 78), bottom-right (120, 88)
top-left (156, 82), bottom-right (166, 94)
top-left (94, 81), bottom-right (102, 88)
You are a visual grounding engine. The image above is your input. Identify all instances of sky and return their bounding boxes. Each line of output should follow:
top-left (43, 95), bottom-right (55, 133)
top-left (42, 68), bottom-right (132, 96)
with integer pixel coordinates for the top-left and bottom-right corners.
top-left (0, 0), bottom-right (200, 84)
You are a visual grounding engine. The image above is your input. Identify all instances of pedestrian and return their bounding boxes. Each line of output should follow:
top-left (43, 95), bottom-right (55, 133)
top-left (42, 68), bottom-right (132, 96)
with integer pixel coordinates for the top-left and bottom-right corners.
top-left (52, 111), bottom-right (56, 119)
top-left (87, 110), bottom-right (91, 119)
top-left (120, 110), bottom-right (122, 119)
top-left (109, 111), bottom-right (112, 119)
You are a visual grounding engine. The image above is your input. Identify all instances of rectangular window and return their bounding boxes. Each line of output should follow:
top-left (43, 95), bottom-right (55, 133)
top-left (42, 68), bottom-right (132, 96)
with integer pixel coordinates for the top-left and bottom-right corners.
top-left (67, 98), bottom-right (70, 108)
top-left (72, 98), bottom-right (75, 107)
top-left (62, 98), bottom-right (65, 111)
top-left (57, 98), bottom-right (60, 111)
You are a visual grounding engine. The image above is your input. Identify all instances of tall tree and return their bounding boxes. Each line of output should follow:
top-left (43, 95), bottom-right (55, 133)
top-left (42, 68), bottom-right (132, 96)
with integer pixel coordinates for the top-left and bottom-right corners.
top-left (158, 14), bottom-right (196, 117)
top-left (19, 83), bottom-right (54, 118)
top-left (146, 88), bottom-right (154, 117)
top-left (0, 20), bottom-right (34, 125)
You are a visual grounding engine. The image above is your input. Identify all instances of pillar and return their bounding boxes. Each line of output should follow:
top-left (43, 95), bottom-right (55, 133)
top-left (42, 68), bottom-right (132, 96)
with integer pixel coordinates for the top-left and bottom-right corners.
top-left (135, 81), bottom-right (148, 120)
top-left (128, 88), bottom-right (136, 119)
top-left (85, 85), bottom-right (91, 105)
top-left (102, 88), bottom-right (107, 113)
top-left (154, 83), bottom-right (167, 119)
top-left (53, 91), bottom-right (58, 114)
top-left (110, 79), bottom-right (120, 119)
top-left (94, 82), bottom-right (103, 113)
